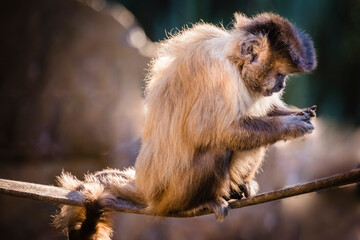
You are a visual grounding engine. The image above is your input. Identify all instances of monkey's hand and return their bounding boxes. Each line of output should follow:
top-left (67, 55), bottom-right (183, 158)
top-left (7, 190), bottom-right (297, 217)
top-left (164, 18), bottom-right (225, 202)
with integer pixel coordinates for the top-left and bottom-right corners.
top-left (229, 180), bottom-right (259, 200)
top-left (296, 105), bottom-right (317, 118)
top-left (282, 114), bottom-right (314, 140)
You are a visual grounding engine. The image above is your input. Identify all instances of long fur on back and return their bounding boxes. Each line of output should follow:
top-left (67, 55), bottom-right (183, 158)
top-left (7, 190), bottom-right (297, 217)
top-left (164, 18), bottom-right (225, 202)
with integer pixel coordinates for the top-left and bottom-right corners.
top-left (135, 20), bottom-right (285, 215)
top-left (53, 12), bottom-right (317, 239)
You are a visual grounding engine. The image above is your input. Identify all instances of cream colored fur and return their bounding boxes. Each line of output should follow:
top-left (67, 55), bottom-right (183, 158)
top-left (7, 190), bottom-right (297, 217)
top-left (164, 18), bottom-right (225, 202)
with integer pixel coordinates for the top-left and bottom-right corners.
top-left (53, 12), bottom-right (316, 239)
top-left (136, 23), bottom-right (283, 215)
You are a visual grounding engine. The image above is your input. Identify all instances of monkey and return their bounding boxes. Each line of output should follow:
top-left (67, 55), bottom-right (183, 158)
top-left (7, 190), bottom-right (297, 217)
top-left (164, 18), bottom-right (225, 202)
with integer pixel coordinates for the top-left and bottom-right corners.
top-left (53, 12), bottom-right (317, 239)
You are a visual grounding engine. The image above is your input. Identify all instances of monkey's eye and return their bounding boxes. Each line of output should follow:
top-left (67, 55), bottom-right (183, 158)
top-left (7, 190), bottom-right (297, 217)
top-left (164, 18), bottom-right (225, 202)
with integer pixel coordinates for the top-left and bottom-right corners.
top-left (250, 53), bottom-right (258, 63)
top-left (277, 74), bottom-right (285, 81)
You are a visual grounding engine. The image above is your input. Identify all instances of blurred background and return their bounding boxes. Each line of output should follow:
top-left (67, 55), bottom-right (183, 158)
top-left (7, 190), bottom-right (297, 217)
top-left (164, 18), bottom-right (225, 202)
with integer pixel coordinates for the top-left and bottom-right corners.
top-left (0, 0), bottom-right (359, 239)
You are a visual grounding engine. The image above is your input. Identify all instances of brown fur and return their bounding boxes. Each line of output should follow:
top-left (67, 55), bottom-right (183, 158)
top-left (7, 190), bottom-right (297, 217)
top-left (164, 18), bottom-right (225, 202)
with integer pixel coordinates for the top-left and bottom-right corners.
top-left (54, 12), bottom-right (317, 239)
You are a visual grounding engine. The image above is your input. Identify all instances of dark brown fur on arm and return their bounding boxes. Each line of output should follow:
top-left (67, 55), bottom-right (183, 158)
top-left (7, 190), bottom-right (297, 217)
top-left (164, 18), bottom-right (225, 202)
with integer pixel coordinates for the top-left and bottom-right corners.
top-left (268, 105), bottom-right (317, 117)
top-left (223, 114), bottom-right (314, 151)
top-left (267, 107), bottom-right (298, 116)
top-left (224, 116), bottom-right (284, 151)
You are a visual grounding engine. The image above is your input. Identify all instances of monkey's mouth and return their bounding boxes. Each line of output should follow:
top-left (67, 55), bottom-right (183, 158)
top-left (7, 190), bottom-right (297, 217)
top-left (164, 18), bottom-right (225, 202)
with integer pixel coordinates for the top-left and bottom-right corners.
top-left (264, 84), bottom-right (285, 96)
top-left (264, 90), bottom-right (274, 96)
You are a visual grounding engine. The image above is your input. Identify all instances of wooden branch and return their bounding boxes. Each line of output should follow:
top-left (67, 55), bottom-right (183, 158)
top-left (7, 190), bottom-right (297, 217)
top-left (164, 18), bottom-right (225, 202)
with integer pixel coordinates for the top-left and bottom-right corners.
top-left (1, 168), bottom-right (359, 218)
top-left (0, 178), bottom-right (85, 206)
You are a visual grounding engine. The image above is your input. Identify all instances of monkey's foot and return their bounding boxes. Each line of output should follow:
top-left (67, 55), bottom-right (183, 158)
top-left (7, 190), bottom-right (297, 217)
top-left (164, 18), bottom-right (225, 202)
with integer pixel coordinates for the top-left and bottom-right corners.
top-left (208, 197), bottom-right (229, 222)
top-left (229, 180), bottom-right (259, 199)
top-left (240, 180), bottom-right (259, 197)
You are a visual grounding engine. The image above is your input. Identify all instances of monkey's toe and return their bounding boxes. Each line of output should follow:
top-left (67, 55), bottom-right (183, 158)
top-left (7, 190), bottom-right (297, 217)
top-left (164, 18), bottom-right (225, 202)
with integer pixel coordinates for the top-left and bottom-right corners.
top-left (235, 180), bottom-right (259, 199)
top-left (228, 189), bottom-right (244, 200)
top-left (208, 198), bottom-right (229, 222)
top-left (227, 180), bottom-right (259, 200)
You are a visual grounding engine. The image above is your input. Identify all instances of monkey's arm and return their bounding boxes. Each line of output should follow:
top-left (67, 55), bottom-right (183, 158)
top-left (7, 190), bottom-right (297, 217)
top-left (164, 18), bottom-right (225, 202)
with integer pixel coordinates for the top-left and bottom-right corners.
top-left (223, 114), bottom-right (313, 151)
top-left (267, 107), bottom-right (297, 116)
top-left (268, 105), bottom-right (317, 117)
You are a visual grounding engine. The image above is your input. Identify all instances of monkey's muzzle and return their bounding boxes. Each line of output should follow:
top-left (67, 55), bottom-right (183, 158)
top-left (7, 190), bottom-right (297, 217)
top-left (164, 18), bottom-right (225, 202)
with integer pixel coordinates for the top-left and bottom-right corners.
top-left (269, 78), bottom-right (286, 95)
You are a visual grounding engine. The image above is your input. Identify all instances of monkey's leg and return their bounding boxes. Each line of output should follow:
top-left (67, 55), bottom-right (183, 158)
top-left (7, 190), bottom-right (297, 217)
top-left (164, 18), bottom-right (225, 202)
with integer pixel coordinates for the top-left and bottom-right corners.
top-left (190, 150), bottom-right (231, 221)
top-left (140, 150), bottom-right (231, 221)
top-left (227, 148), bottom-right (265, 199)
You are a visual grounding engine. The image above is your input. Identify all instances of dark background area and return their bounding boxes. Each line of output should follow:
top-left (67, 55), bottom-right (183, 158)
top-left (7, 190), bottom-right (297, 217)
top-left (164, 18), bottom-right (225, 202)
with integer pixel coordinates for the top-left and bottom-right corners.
top-left (0, 0), bottom-right (359, 239)
top-left (115, 0), bottom-right (360, 125)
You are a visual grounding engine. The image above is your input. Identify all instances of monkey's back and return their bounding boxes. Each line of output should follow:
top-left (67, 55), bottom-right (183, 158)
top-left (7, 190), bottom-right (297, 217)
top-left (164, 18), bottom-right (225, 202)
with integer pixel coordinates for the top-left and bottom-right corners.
top-left (134, 24), bottom-right (242, 214)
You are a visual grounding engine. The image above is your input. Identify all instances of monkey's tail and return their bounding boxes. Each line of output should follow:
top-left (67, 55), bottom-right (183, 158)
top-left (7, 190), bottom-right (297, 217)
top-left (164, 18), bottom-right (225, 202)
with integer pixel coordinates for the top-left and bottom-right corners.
top-left (53, 168), bottom-right (143, 240)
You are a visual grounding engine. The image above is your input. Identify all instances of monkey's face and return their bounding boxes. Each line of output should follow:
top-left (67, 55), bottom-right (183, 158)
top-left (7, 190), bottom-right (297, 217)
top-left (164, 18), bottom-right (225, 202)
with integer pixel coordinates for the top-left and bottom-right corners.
top-left (260, 60), bottom-right (295, 97)
top-left (262, 71), bottom-right (286, 96)
top-left (232, 12), bottom-right (317, 97)
top-left (238, 46), bottom-right (292, 97)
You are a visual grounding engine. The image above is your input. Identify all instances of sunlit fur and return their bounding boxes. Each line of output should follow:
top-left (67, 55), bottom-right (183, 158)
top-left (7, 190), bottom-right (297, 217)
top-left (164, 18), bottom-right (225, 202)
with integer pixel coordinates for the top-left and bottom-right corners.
top-left (137, 23), bottom-right (281, 215)
top-left (53, 168), bottom-right (142, 240)
top-left (54, 12), bottom-right (317, 239)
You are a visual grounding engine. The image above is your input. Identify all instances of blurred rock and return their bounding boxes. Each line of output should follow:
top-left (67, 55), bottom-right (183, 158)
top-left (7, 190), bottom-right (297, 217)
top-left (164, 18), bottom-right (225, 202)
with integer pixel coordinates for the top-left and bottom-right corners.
top-left (0, 1), bottom-right (150, 239)
top-left (0, 0), bottom-right (150, 167)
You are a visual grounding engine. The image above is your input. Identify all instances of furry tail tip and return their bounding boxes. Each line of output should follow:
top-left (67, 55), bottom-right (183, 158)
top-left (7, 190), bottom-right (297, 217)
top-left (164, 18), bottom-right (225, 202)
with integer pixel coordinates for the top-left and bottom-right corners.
top-left (53, 172), bottom-right (115, 240)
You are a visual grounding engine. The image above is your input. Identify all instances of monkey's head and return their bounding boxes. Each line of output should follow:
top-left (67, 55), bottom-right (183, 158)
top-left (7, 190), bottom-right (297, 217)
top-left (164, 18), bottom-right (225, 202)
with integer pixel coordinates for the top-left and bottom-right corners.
top-left (230, 13), bottom-right (317, 97)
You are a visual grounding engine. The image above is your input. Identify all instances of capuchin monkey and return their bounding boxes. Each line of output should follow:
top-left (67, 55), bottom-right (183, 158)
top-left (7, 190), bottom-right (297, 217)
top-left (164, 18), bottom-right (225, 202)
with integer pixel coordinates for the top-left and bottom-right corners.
top-left (54, 12), bottom-right (317, 240)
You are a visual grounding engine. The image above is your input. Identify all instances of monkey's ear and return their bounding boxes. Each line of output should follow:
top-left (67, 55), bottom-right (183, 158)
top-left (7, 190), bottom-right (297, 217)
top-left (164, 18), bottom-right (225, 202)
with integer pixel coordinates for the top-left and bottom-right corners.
top-left (240, 35), bottom-right (270, 64)
top-left (234, 13), bottom-right (251, 29)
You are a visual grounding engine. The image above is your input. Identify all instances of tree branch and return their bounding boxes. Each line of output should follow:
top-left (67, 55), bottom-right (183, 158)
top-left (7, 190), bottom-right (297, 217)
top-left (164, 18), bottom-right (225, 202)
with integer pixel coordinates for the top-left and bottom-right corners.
top-left (0, 168), bottom-right (359, 218)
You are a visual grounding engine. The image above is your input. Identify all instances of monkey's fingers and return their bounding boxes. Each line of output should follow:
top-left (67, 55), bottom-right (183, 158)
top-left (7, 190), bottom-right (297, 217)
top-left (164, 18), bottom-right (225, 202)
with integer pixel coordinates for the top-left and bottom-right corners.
top-left (304, 105), bottom-right (317, 117)
top-left (239, 184), bottom-right (250, 198)
top-left (229, 184), bottom-right (250, 200)
top-left (298, 105), bottom-right (317, 118)
top-left (238, 180), bottom-right (259, 198)
top-left (304, 108), bottom-right (316, 117)
top-left (304, 110), bottom-right (316, 117)
top-left (228, 190), bottom-right (244, 200)
top-left (310, 105), bottom-right (317, 111)
top-left (296, 112), bottom-right (311, 121)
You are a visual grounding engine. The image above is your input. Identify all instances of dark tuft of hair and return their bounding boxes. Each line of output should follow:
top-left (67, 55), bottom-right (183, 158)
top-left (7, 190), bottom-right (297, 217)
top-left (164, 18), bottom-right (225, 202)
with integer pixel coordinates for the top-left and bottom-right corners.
top-left (242, 13), bottom-right (317, 72)
top-left (68, 201), bottom-right (103, 240)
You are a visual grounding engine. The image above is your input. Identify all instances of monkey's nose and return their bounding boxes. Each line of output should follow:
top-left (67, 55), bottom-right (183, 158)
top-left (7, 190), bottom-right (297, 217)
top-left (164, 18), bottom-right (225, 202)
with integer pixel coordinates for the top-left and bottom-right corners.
top-left (271, 82), bottom-right (285, 93)
top-left (277, 82), bottom-right (284, 89)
